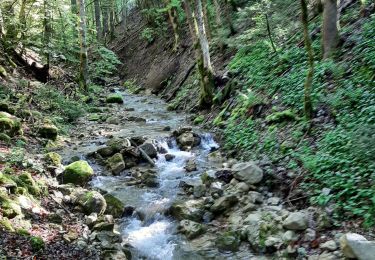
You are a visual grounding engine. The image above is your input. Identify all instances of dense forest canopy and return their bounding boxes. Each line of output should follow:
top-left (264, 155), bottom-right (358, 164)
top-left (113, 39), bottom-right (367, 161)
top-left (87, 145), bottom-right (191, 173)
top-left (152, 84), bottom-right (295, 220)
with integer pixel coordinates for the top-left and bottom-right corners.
top-left (0, 0), bottom-right (374, 259)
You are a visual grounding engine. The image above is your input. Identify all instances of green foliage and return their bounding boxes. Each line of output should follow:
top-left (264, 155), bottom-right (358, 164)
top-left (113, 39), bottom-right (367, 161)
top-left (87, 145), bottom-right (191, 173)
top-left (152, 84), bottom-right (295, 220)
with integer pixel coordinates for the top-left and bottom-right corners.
top-left (89, 46), bottom-right (122, 80)
top-left (34, 86), bottom-right (86, 123)
top-left (223, 13), bottom-right (375, 226)
top-left (30, 236), bottom-right (44, 252)
top-left (141, 27), bottom-right (156, 43)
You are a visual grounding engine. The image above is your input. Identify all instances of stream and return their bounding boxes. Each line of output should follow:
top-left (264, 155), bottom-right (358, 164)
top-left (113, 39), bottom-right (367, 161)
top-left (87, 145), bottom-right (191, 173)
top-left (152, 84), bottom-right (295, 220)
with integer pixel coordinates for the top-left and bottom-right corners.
top-left (58, 89), bottom-right (223, 260)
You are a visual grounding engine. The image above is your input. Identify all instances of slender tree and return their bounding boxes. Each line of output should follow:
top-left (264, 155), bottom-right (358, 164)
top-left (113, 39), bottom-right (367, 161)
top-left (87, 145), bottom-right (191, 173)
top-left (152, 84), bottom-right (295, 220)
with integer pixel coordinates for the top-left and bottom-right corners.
top-left (77, 0), bottom-right (89, 91)
top-left (301, 0), bottom-right (314, 119)
top-left (43, 0), bottom-right (51, 76)
top-left (193, 0), bottom-right (215, 108)
top-left (322, 0), bottom-right (339, 59)
top-left (94, 0), bottom-right (102, 40)
top-left (182, 0), bottom-right (196, 44)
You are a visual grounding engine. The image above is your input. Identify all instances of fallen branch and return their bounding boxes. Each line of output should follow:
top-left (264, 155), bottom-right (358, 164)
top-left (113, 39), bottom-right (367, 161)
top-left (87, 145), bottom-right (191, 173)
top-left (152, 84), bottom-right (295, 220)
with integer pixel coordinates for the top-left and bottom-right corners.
top-left (130, 140), bottom-right (156, 167)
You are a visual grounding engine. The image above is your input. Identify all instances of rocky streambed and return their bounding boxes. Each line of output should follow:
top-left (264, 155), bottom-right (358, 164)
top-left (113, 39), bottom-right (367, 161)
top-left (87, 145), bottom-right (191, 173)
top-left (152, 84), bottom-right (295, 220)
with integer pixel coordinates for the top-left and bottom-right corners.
top-left (53, 88), bottom-right (374, 260)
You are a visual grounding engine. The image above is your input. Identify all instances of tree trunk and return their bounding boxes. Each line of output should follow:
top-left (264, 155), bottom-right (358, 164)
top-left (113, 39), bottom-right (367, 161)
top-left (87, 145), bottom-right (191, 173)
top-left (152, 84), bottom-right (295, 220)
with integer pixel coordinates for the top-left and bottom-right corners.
top-left (201, 0), bottom-right (211, 40)
top-left (43, 0), bottom-right (51, 77)
top-left (265, 14), bottom-right (277, 53)
top-left (301, 0), bottom-right (314, 120)
top-left (182, 0), bottom-right (196, 44)
top-left (212, 0), bottom-right (223, 30)
top-left (164, 0), bottom-right (180, 51)
top-left (121, 0), bottom-right (128, 29)
top-left (322, 0), bottom-right (339, 59)
top-left (3, 2), bottom-right (17, 47)
top-left (94, 0), bottom-right (102, 41)
top-left (193, 0), bottom-right (214, 108)
top-left (102, 6), bottom-right (109, 40)
top-left (71, 0), bottom-right (78, 40)
top-left (77, 0), bottom-right (89, 91)
top-left (109, 7), bottom-right (115, 40)
top-left (0, 6), bottom-right (4, 39)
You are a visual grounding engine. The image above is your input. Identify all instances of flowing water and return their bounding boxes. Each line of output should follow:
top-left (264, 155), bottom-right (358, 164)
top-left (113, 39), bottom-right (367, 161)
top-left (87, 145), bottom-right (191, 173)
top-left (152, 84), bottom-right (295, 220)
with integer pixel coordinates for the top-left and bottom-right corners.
top-left (59, 89), bottom-right (221, 259)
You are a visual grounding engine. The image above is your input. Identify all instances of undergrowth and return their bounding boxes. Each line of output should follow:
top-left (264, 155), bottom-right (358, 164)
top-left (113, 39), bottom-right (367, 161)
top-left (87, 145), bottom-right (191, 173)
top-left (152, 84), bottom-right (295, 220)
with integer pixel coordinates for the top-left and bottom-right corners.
top-left (220, 13), bottom-right (375, 226)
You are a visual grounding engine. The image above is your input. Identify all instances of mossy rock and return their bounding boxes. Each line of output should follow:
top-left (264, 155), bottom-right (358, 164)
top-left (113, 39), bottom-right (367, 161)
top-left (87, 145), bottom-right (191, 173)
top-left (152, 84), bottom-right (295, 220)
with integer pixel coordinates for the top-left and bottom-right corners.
top-left (30, 236), bottom-right (44, 252)
top-left (17, 172), bottom-right (41, 196)
top-left (0, 65), bottom-right (7, 78)
top-left (0, 192), bottom-right (22, 218)
top-left (0, 172), bottom-right (17, 189)
top-left (0, 112), bottom-right (21, 137)
top-left (104, 193), bottom-right (124, 218)
top-left (74, 190), bottom-right (107, 215)
top-left (0, 102), bottom-right (15, 114)
top-left (87, 107), bottom-right (104, 113)
top-left (0, 133), bottom-right (11, 144)
top-left (16, 228), bottom-right (30, 236)
top-left (38, 123), bottom-right (58, 140)
top-left (0, 217), bottom-right (14, 232)
top-left (106, 94), bottom-right (124, 104)
top-left (266, 110), bottom-right (297, 124)
top-left (88, 113), bottom-right (102, 121)
top-left (62, 160), bottom-right (94, 186)
top-left (193, 115), bottom-right (205, 125)
top-left (215, 231), bottom-right (241, 252)
top-left (44, 152), bottom-right (62, 166)
top-left (106, 153), bottom-right (125, 175)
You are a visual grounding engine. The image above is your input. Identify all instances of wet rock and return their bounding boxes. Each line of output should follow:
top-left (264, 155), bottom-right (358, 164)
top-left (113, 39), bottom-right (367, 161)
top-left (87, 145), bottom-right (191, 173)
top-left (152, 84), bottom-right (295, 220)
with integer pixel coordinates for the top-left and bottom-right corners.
top-left (340, 233), bottom-right (375, 260)
top-left (106, 116), bottom-right (120, 125)
top-left (234, 182), bottom-right (250, 193)
top-left (104, 193), bottom-right (125, 218)
top-left (72, 189), bottom-right (107, 215)
top-left (248, 191), bottom-right (264, 204)
top-left (172, 126), bottom-right (193, 137)
top-left (165, 154), bottom-right (175, 161)
top-left (61, 160), bottom-right (94, 186)
top-left (0, 112), bottom-right (22, 137)
top-left (85, 213), bottom-right (98, 227)
top-left (127, 116), bottom-right (146, 122)
top-left (102, 250), bottom-right (128, 260)
top-left (193, 184), bottom-right (206, 198)
top-left (282, 230), bottom-right (298, 243)
top-left (106, 94), bottom-right (124, 104)
top-left (184, 159), bottom-right (197, 172)
top-left (93, 222), bottom-right (115, 232)
top-left (215, 231), bottom-right (241, 252)
top-left (232, 161), bottom-right (263, 185)
top-left (201, 170), bottom-right (216, 186)
top-left (139, 142), bottom-right (157, 158)
top-left (142, 171), bottom-right (159, 188)
top-left (106, 153), bottom-right (126, 175)
top-left (179, 179), bottom-right (202, 193)
top-left (215, 169), bottom-right (233, 183)
top-left (283, 212), bottom-right (308, 230)
top-left (169, 199), bottom-right (205, 222)
top-left (210, 195), bottom-right (238, 214)
top-left (304, 228), bottom-right (316, 241)
top-left (178, 219), bottom-right (205, 239)
top-left (96, 146), bottom-right (116, 158)
top-left (267, 197), bottom-right (281, 206)
top-left (176, 132), bottom-right (201, 150)
top-left (38, 123), bottom-right (58, 140)
top-left (95, 230), bottom-right (123, 244)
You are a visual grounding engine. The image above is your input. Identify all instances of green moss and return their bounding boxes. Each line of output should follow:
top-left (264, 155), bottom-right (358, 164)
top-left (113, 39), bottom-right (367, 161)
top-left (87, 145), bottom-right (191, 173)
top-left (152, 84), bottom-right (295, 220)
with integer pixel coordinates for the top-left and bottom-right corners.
top-left (0, 192), bottom-right (22, 218)
top-left (104, 193), bottom-right (124, 218)
top-left (62, 160), bottom-right (94, 186)
top-left (17, 172), bottom-right (41, 196)
top-left (0, 217), bottom-right (14, 232)
top-left (0, 172), bottom-right (17, 189)
top-left (38, 123), bottom-right (58, 140)
top-left (0, 133), bottom-right (11, 144)
top-left (0, 65), bottom-right (7, 78)
top-left (44, 152), bottom-right (62, 166)
top-left (0, 112), bottom-right (21, 137)
top-left (30, 236), bottom-right (44, 252)
top-left (265, 109), bottom-right (297, 124)
top-left (193, 115), bottom-right (205, 125)
top-left (88, 113), bottom-right (102, 121)
top-left (106, 94), bottom-right (124, 104)
top-left (16, 228), bottom-right (30, 236)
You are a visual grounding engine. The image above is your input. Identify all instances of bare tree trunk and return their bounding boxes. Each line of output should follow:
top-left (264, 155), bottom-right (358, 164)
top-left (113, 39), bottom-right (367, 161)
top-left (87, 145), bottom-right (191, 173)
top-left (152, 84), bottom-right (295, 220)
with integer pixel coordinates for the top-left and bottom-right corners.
top-left (201, 0), bottom-right (211, 40)
top-left (193, 0), bottom-right (214, 108)
top-left (322, 0), bottom-right (339, 59)
top-left (77, 0), bottom-right (89, 91)
top-left (94, 0), bottom-right (102, 41)
top-left (43, 0), bottom-right (51, 77)
top-left (182, 0), bottom-right (196, 44)
top-left (19, 0), bottom-right (28, 45)
top-left (102, 5), bottom-right (109, 41)
top-left (71, 0), bottom-right (78, 41)
top-left (265, 14), bottom-right (277, 53)
top-left (0, 7), bottom-right (3, 39)
top-left (121, 0), bottom-right (128, 29)
top-left (301, 0), bottom-right (314, 120)
top-left (109, 7), bottom-right (115, 40)
top-left (164, 0), bottom-right (180, 51)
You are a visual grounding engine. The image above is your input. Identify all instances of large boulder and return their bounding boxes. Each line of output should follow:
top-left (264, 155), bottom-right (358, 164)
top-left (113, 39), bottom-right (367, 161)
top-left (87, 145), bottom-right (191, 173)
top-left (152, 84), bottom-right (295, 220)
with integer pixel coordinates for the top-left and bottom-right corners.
top-left (61, 161), bottom-right (94, 186)
top-left (232, 162), bottom-right (263, 185)
top-left (106, 153), bottom-right (126, 175)
top-left (72, 189), bottom-right (107, 215)
top-left (283, 212), bottom-right (308, 231)
top-left (0, 112), bottom-right (21, 137)
top-left (340, 233), bottom-right (375, 260)
top-left (38, 123), bottom-right (58, 140)
top-left (139, 142), bottom-right (157, 158)
top-left (169, 199), bottom-right (205, 222)
top-left (178, 219), bottom-right (205, 239)
top-left (104, 193), bottom-right (124, 218)
top-left (210, 195), bottom-right (238, 214)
